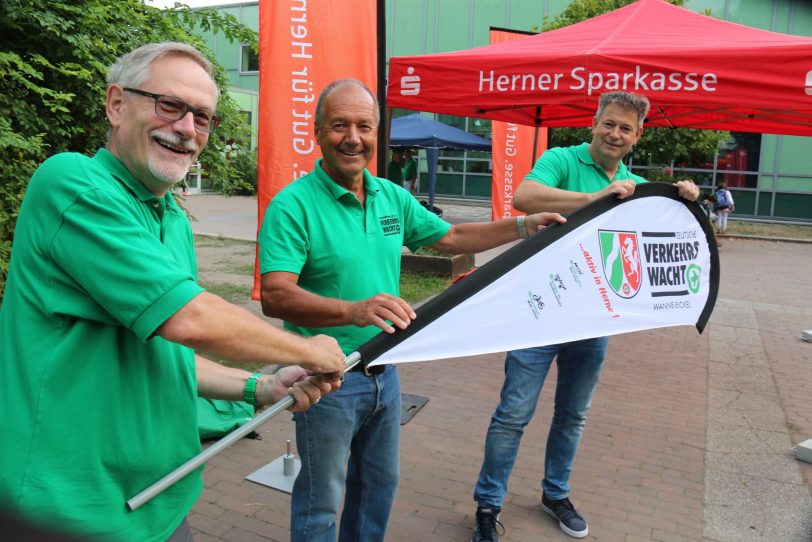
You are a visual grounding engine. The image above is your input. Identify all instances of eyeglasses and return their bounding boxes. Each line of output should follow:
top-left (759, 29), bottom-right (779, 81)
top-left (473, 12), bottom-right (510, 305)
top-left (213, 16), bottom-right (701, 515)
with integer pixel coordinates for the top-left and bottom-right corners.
top-left (123, 87), bottom-right (221, 133)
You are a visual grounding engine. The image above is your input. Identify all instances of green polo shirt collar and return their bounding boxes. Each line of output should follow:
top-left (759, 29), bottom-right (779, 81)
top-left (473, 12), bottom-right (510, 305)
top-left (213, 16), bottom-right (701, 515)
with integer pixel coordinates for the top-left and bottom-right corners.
top-left (95, 148), bottom-right (180, 214)
top-left (312, 158), bottom-right (381, 205)
top-left (575, 142), bottom-right (632, 180)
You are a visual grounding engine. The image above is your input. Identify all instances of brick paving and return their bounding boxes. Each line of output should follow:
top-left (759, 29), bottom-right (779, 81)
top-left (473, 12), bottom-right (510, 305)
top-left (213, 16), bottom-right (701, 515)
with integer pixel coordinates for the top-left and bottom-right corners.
top-left (182, 195), bottom-right (812, 541)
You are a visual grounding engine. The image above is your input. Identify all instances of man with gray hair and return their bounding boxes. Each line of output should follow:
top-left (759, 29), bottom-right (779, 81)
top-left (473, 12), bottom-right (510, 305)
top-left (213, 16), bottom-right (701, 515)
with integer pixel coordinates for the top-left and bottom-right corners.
top-left (0, 42), bottom-right (345, 541)
top-left (258, 78), bottom-right (565, 542)
top-left (470, 91), bottom-right (698, 541)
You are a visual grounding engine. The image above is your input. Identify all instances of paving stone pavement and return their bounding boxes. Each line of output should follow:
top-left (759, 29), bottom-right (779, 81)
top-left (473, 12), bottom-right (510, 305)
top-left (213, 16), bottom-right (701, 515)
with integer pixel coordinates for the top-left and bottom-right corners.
top-left (182, 194), bottom-right (812, 541)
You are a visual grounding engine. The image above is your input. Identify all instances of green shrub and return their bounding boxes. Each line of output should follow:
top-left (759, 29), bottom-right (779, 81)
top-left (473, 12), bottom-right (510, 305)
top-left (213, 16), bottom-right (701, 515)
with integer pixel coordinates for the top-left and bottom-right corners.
top-left (0, 0), bottom-right (258, 301)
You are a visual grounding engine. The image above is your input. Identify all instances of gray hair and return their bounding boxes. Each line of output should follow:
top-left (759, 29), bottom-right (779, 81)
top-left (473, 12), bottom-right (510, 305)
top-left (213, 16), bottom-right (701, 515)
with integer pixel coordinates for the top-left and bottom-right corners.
top-left (314, 78), bottom-right (380, 129)
top-left (106, 42), bottom-right (219, 101)
top-left (596, 92), bottom-right (650, 129)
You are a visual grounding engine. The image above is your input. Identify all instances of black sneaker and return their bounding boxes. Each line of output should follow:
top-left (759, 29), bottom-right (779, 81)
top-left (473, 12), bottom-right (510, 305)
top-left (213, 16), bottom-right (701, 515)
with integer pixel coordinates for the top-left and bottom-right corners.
top-left (541, 493), bottom-right (588, 538)
top-left (471, 505), bottom-right (504, 542)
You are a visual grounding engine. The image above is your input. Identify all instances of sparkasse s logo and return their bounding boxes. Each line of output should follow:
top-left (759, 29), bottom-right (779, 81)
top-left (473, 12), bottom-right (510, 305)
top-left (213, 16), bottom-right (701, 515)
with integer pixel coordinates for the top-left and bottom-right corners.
top-left (400, 67), bottom-right (420, 96)
top-left (806, 70), bottom-right (812, 95)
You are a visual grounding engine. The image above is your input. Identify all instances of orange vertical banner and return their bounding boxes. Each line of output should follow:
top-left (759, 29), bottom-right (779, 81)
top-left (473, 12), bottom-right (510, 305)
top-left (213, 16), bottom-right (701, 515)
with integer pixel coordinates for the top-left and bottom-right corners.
top-left (489, 28), bottom-right (547, 222)
top-left (253, 0), bottom-right (378, 299)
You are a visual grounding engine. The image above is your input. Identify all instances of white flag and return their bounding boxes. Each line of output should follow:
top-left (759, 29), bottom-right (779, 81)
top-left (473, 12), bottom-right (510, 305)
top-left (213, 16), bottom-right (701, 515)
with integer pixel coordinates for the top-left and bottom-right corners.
top-left (360, 183), bottom-right (719, 367)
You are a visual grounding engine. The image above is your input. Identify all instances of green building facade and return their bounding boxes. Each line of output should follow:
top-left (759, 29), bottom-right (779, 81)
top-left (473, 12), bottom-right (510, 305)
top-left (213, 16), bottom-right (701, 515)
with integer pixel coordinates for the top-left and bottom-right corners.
top-left (200, 0), bottom-right (812, 222)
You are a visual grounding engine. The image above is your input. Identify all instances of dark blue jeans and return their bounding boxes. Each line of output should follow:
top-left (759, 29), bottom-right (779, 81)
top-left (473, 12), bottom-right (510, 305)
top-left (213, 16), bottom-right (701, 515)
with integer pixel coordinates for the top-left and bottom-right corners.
top-left (291, 365), bottom-right (400, 542)
top-left (474, 337), bottom-right (608, 506)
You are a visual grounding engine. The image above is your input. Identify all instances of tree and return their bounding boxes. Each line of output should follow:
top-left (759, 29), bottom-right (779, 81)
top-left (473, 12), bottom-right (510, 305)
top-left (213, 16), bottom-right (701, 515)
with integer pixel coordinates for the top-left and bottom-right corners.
top-left (0, 0), bottom-right (258, 297)
top-left (535, 0), bottom-right (729, 174)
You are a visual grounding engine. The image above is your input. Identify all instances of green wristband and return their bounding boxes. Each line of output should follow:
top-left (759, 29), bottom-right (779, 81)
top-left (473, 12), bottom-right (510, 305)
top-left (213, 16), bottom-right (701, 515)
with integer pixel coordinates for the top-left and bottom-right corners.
top-left (243, 372), bottom-right (264, 406)
top-left (516, 216), bottom-right (529, 239)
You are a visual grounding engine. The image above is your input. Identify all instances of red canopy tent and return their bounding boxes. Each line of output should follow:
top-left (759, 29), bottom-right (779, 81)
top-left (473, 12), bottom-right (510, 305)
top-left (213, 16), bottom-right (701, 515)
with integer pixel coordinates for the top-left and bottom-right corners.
top-left (387, 0), bottom-right (812, 136)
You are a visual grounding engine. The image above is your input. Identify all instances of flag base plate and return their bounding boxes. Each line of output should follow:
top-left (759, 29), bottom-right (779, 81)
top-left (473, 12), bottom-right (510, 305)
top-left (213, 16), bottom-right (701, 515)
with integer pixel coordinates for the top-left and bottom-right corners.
top-left (246, 455), bottom-right (301, 494)
top-left (401, 393), bottom-right (429, 425)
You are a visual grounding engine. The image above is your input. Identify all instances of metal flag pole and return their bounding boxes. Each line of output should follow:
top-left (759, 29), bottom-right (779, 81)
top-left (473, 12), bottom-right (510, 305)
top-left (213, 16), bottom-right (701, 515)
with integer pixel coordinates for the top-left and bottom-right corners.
top-left (126, 352), bottom-right (363, 511)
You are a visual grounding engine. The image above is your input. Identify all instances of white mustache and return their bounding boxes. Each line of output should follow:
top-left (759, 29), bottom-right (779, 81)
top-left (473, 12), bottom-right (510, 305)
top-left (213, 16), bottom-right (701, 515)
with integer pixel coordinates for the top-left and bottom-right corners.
top-left (152, 131), bottom-right (199, 154)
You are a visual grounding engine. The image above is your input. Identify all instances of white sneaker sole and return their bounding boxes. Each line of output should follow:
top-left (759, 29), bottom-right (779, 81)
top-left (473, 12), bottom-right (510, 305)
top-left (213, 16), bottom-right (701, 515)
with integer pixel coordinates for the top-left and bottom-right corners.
top-left (541, 502), bottom-right (589, 538)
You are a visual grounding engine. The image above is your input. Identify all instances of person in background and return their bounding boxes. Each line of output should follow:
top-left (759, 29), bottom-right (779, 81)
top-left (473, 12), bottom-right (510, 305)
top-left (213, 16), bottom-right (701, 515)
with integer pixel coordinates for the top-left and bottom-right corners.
top-left (258, 78), bottom-right (565, 542)
top-left (470, 91), bottom-right (699, 542)
top-left (714, 181), bottom-right (735, 235)
top-left (387, 148), bottom-right (404, 186)
top-left (0, 42), bottom-right (344, 542)
top-left (402, 148), bottom-right (418, 192)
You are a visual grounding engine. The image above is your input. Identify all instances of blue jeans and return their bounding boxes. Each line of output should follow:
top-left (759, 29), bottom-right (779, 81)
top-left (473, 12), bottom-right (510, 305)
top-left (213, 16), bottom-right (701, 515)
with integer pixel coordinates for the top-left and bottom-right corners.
top-left (291, 365), bottom-right (400, 542)
top-left (474, 337), bottom-right (608, 506)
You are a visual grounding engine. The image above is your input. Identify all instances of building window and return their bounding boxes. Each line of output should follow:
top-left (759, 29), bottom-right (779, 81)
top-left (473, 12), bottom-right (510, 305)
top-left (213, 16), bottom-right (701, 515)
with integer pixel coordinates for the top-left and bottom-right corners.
top-left (240, 44), bottom-right (259, 73)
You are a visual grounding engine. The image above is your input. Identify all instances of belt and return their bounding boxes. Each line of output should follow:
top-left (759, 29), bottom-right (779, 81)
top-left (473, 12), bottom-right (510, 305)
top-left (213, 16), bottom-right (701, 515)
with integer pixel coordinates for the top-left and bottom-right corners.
top-left (350, 363), bottom-right (385, 376)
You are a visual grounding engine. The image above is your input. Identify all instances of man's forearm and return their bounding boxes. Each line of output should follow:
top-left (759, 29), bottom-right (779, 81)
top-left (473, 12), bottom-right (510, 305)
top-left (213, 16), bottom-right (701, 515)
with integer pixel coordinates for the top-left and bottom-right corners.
top-left (158, 292), bottom-right (317, 366)
top-left (260, 276), bottom-right (356, 328)
top-left (196, 355), bottom-right (328, 409)
top-left (514, 180), bottom-right (594, 214)
top-left (266, 289), bottom-right (353, 328)
top-left (195, 354), bottom-right (255, 401)
top-left (430, 220), bottom-right (518, 254)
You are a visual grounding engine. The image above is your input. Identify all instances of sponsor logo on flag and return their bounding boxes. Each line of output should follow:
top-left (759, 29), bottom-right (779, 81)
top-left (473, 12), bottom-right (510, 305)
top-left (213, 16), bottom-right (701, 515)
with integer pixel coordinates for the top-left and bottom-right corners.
top-left (599, 230), bottom-right (642, 299)
top-left (686, 263), bottom-right (702, 294)
top-left (526, 290), bottom-right (545, 320)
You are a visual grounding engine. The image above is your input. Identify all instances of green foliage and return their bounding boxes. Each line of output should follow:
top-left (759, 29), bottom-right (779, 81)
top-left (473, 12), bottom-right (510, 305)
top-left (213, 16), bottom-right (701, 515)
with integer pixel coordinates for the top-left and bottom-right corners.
top-left (206, 146), bottom-right (258, 196)
top-left (549, 125), bottom-right (729, 168)
top-left (628, 127), bottom-right (728, 168)
top-left (536, 0), bottom-right (729, 168)
top-left (0, 0), bottom-right (258, 297)
top-left (414, 246), bottom-right (452, 257)
top-left (535, 0), bottom-right (686, 31)
top-left (399, 274), bottom-right (451, 305)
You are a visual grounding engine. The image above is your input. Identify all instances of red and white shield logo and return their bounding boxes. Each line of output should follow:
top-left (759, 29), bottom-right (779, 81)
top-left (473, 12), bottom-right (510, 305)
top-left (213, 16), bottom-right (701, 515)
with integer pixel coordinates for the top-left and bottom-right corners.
top-left (599, 230), bottom-right (642, 298)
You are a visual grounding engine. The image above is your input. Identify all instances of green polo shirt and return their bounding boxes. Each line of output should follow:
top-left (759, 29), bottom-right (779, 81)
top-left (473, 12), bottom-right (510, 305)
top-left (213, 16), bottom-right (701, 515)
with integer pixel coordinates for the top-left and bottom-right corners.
top-left (387, 159), bottom-right (404, 185)
top-left (527, 142), bottom-right (648, 191)
top-left (402, 157), bottom-right (417, 182)
top-left (259, 160), bottom-right (450, 354)
top-left (0, 149), bottom-right (204, 541)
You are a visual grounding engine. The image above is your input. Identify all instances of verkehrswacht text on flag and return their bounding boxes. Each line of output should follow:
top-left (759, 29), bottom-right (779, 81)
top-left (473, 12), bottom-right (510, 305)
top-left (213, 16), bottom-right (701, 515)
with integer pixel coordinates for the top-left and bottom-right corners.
top-left (358, 182), bottom-right (719, 369)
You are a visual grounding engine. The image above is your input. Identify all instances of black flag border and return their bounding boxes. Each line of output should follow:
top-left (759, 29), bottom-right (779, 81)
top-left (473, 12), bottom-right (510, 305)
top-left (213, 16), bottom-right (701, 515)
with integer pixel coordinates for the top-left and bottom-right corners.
top-left (357, 182), bottom-right (720, 366)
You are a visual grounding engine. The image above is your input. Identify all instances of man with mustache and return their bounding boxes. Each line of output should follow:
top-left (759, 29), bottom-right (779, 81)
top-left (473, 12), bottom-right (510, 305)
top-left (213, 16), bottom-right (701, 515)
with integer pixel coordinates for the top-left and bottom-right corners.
top-left (258, 78), bottom-right (565, 542)
top-left (0, 42), bottom-right (345, 542)
top-left (471, 91), bottom-right (699, 541)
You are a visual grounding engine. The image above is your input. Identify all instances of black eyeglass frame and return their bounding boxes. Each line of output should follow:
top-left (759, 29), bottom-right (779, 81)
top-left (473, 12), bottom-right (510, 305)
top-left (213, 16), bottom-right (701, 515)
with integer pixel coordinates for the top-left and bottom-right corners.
top-left (122, 87), bottom-right (222, 133)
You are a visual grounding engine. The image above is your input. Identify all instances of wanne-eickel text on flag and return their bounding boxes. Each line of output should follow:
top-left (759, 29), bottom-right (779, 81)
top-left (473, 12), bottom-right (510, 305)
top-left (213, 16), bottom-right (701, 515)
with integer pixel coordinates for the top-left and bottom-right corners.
top-left (357, 182), bottom-right (719, 369)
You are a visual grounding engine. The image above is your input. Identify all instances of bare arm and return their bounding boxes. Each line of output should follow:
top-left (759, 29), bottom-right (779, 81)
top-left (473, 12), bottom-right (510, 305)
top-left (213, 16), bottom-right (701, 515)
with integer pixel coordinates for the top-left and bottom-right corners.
top-left (429, 212), bottom-right (566, 254)
top-left (157, 291), bottom-right (345, 374)
top-left (513, 179), bottom-right (638, 214)
top-left (515, 178), bottom-right (699, 215)
top-left (195, 355), bottom-right (340, 412)
top-left (261, 271), bottom-right (416, 334)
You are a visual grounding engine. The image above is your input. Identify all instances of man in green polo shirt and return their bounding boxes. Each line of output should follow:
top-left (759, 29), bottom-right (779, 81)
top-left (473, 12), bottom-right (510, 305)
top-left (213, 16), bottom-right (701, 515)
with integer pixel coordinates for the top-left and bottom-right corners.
top-left (402, 148), bottom-right (418, 192)
top-left (387, 148), bottom-right (404, 186)
top-left (257, 78), bottom-right (565, 542)
top-left (470, 91), bottom-right (699, 542)
top-left (0, 42), bottom-right (345, 542)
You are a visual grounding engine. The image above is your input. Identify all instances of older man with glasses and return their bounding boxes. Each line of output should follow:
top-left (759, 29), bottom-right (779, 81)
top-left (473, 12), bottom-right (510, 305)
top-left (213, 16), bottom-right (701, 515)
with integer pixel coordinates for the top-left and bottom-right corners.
top-left (0, 42), bottom-right (345, 542)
